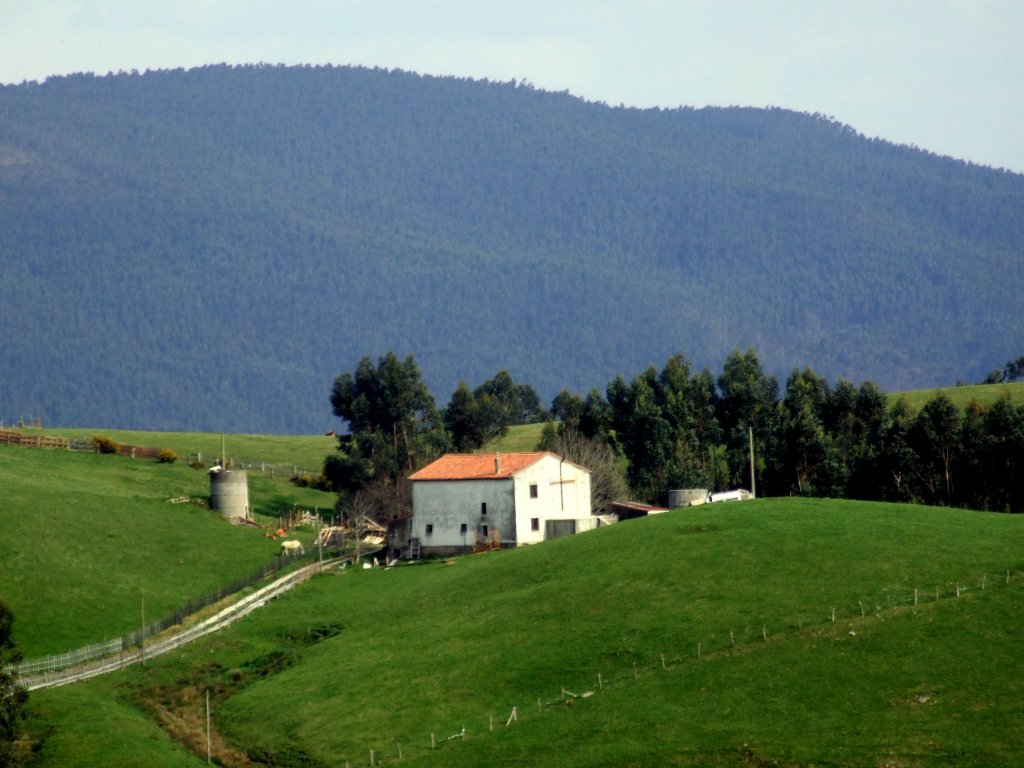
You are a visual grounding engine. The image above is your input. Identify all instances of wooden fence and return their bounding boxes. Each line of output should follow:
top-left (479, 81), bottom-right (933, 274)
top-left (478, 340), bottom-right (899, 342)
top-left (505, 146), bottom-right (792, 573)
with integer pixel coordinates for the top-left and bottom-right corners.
top-left (0, 429), bottom-right (319, 476)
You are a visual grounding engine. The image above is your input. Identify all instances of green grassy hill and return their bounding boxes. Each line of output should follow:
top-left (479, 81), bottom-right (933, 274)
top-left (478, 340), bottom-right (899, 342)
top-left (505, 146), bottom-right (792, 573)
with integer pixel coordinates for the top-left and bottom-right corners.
top-left (892, 381), bottom-right (1024, 411)
top-left (7, 427), bottom-right (336, 473)
top-left (16, 496), bottom-right (1024, 767)
top-left (0, 440), bottom-right (333, 655)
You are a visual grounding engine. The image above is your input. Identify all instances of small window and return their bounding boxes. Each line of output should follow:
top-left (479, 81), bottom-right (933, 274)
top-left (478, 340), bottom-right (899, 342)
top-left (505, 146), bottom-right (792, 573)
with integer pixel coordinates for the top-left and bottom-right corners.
top-left (481, 502), bottom-right (487, 516)
top-left (529, 484), bottom-right (538, 499)
top-left (460, 523), bottom-right (468, 535)
top-left (481, 524), bottom-right (489, 536)
top-left (531, 517), bottom-right (540, 531)
top-left (425, 524), bottom-right (433, 536)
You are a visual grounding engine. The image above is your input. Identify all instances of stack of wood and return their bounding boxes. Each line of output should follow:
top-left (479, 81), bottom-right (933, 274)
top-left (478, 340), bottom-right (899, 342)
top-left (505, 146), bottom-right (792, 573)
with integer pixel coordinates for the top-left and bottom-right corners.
top-left (314, 525), bottom-right (348, 549)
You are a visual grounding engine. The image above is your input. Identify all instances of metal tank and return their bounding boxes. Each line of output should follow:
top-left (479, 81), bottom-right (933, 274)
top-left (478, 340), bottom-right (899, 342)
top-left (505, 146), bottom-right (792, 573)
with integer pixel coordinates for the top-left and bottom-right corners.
top-left (667, 488), bottom-right (708, 508)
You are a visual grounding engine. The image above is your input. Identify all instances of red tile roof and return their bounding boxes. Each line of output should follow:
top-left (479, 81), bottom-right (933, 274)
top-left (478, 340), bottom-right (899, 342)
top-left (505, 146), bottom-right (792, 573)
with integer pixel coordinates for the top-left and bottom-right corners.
top-left (409, 452), bottom-right (555, 481)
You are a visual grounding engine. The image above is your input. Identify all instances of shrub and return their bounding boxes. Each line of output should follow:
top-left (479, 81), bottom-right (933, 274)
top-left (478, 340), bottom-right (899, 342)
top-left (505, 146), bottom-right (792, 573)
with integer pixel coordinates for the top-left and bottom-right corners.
top-left (156, 448), bottom-right (178, 464)
top-left (292, 472), bottom-right (332, 491)
top-left (92, 435), bottom-right (119, 454)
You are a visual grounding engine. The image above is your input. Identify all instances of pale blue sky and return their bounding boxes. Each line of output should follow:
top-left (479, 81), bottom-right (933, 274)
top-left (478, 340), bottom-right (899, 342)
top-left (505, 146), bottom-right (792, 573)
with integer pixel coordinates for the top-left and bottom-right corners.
top-left (2, 1), bottom-right (1022, 173)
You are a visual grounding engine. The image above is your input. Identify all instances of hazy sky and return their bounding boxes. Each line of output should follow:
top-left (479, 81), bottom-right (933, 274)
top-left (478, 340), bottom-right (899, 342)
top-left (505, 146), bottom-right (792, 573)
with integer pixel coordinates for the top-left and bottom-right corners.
top-left (2, 1), bottom-right (1022, 173)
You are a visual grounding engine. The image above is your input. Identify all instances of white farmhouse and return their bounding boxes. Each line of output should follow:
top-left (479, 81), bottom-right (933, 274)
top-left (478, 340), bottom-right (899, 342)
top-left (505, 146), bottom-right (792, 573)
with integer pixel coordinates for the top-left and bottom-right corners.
top-left (407, 452), bottom-right (594, 556)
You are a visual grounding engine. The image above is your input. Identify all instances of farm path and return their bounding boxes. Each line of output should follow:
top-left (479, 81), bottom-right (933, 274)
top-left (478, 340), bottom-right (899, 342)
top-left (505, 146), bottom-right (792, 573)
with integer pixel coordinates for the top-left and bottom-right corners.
top-left (19, 559), bottom-right (337, 690)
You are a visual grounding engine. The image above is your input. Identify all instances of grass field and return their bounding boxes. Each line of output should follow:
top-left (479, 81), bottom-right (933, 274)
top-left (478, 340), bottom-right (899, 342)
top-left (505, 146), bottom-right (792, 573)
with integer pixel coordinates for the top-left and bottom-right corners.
top-left (489, 422), bottom-right (546, 452)
top-left (0, 442), bottom-right (333, 655)
top-left (15, 496), bottom-right (1024, 767)
top-left (7, 420), bottom-right (1024, 766)
top-left (6, 426), bottom-right (337, 473)
top-left (890, 381), bottom-right (1024, 411)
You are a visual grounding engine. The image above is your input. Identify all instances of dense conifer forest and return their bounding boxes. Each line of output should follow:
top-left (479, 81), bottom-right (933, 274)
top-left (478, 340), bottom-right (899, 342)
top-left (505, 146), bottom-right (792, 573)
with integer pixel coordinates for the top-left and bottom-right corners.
top-left (1, 64), bottom-right (1022, 433)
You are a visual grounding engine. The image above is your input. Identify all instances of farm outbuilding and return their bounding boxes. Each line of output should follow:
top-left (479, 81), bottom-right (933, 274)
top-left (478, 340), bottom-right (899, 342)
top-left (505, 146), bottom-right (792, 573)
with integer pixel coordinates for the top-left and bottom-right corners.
top-left (609, 500), bottom-right (669, 521)
top-left (406, 452), bottom-right (594, 557)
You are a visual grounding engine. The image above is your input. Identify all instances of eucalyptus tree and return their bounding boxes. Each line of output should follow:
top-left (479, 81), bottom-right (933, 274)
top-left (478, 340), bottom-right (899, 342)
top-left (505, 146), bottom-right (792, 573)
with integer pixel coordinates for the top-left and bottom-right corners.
top-left (328, 352), bottom-right (446, 516)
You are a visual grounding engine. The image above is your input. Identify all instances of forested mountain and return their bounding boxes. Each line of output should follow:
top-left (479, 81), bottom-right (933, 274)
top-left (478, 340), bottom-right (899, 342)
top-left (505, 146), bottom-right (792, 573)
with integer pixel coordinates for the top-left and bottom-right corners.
top-left (1, 64), bottom-right (1022, 433)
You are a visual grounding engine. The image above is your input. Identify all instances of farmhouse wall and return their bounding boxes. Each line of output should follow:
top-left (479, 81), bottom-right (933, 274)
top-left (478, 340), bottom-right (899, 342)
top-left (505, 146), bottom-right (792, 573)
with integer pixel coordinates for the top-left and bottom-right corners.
top-left (512, 454), bottom-right (593, 545)
top-left (411, 478), bottom-right (517, 549)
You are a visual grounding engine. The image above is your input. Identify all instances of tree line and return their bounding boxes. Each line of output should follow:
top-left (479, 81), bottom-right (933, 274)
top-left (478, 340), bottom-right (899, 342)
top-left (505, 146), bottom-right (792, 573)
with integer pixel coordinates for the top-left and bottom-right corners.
top-left (324, 350), bottom-right (1024, 520)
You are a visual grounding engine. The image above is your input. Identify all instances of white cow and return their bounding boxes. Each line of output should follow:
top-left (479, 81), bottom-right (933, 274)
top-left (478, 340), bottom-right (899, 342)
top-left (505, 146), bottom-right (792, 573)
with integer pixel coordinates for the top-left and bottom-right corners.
top-left (280, 540), bottom-right (305, 556)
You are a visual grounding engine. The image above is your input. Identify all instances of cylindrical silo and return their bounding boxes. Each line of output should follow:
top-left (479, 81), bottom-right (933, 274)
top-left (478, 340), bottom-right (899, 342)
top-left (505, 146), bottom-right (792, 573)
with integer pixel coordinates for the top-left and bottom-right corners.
top-left (209, 468), bottom-right (250, 520)
top-left (668, 488), bottom-right (708, 508)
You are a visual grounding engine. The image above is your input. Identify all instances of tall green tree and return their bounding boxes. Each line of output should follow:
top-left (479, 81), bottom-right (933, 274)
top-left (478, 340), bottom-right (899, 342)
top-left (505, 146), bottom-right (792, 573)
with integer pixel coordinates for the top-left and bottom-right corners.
top-left (328, 352), bottom-right (444, 516)
top-left (982, 393), bottom-right (1024, 512)
top-left (474, 370), bottom-right (547, 425)
top-left (0, 601), bottom-right (27, 768)
top-left (877, 396), bottom-right (918, 502)
top-left (717, 348), bottom-right (780, 493)
top-left (908, 393), bottom-right (961, 506)
top-left (780, 367), bottom-right (831, 495)
top-left (443, 381), bottom-right (505, 451)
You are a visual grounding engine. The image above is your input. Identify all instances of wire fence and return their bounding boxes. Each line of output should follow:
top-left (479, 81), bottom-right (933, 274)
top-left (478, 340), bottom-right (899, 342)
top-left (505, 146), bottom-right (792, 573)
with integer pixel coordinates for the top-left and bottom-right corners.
top-left (13, 560), bottom-right (335, 691)
top-left (4, 549), bottom-right (331, 681)
top-left (317, 566), bottom-right (1021, 768)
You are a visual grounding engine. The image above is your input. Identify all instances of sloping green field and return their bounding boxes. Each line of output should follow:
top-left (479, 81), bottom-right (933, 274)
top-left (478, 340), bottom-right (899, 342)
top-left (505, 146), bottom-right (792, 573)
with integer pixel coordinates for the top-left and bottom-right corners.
top-left (16, 497), bottom-right (1024, 767)
top-left (6, 427), bottom-right (337, 471)
top-left (890, 381), bottom-right (1024, 411)
top-left (6, 431), bottom-right (1024, 766)
top-left (0, 442), bottom-right (332, 654)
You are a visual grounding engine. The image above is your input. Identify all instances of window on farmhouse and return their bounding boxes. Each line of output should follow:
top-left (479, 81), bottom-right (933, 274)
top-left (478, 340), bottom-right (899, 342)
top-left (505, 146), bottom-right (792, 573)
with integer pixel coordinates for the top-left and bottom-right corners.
top-left (481, 525), bottom-right (488, 536)
top-left (531, 518), bottom-right (539, 531)
top-left (530, 484), bottom-right (538, 498)
top-left (481, 502), bottom-right (487, 515)
top-left (425, 524), bottom-right (433, 535)
top-left (460, 523), bottom-right (468, 535)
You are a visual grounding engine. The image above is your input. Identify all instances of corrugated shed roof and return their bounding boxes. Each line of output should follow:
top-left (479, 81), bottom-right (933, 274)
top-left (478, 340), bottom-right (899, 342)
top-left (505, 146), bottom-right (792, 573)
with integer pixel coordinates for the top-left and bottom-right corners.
top-left (409, 452), bottom-right (557, 481)
top-left (610, 500), bottom-right (670, 514)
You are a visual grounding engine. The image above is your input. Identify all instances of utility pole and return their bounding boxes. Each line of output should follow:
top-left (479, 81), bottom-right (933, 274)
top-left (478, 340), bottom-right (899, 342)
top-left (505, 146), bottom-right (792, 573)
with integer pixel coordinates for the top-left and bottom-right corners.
top-left (206, 690), bottom-right (212, 764)
top-left (748, 426), bottom-right (756, 499)
top-left (140, 595), bottom-right (146, 667)
top-left (318, 511), bottom-right (324, 571)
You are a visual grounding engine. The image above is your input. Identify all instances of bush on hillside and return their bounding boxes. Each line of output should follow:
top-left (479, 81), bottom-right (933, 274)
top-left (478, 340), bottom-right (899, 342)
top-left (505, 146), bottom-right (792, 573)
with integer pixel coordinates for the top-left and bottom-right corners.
top-left (156, 448), bottom-right (178, 464)
top-left (92, 435), bottom-right (119, 454)
top-left (292, 472), bottom-right (332, 492)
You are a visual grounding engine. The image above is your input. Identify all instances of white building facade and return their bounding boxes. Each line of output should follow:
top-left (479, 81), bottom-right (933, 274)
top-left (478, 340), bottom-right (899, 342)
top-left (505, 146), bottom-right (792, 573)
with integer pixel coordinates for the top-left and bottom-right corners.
top-left (408, 452), bottom-right (594, 555)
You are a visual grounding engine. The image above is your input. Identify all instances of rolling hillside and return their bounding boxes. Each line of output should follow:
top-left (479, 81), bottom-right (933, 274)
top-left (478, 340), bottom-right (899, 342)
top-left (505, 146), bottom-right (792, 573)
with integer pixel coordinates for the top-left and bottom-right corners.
top-left (0, 439), bottom-right (333, 655)
top-left (5, 436), bottom-right (1024, 766)
top-left (1, 65), bottom-right (1023, 433)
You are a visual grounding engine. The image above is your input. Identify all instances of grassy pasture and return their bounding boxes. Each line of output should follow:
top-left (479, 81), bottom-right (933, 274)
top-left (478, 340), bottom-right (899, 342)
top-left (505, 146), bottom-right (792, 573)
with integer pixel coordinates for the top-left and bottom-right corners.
top-left (7, 426), bottom-right (337, 472)
top-left (22, 497), bottom-right (1023, 767)
top-left (0, 443), bottom-right (331, 655)
top-left (890, 381), bottom-right (1024, 411)
top-left (488, 422), bottom-right (546, 452)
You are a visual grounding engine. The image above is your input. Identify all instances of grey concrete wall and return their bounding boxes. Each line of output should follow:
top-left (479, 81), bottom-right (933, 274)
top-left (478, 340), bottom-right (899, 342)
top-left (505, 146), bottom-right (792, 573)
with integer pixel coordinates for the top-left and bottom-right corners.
top-left (412, 478), bottom-right (516, 550)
